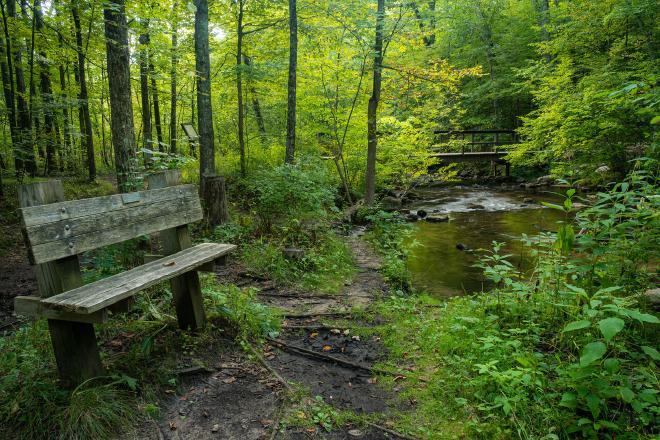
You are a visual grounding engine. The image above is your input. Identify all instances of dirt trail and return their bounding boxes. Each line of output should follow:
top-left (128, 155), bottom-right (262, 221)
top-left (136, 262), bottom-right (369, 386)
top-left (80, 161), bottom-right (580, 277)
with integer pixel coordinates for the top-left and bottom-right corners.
top-left (146, 236), bottom-right (405, 440)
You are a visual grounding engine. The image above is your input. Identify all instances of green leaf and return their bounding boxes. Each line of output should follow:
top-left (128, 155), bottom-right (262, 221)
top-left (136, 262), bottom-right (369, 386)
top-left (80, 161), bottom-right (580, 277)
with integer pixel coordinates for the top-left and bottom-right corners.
top-left (541, 201), bottom-right (565, 211)
top-left (620, 387), bottom-right (635, 403)
top-left (651, 115), bottom-right (660, 125)
top-left (559, 392), bottom-right (577, 409)
top-left (563, 320), bottom-right (591, 332)
top-left (625, 310), bottom-right (660, 324)
top-left (580, 341), bottom-right (607, 367)
top-left (598, 317), bottom-right (624, 342)
top-left (603, 358), bottom-right (620, 373)
top-left (641, 346), bottom-right (660, 361)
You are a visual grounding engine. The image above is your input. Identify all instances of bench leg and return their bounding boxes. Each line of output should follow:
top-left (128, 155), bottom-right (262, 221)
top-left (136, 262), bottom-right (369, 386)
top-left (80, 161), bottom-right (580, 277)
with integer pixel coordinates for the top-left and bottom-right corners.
top-left (170, 271), bottom-right (206, 331)
top-left (48, 320), bottom-right (103, 387)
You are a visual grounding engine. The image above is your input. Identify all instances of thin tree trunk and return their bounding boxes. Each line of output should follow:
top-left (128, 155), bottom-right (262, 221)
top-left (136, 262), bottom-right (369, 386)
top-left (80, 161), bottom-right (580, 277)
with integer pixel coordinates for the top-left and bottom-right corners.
top-left (72, 3), bottom-right (95, 181)
top-left (365, 0), bottom-right (385, 205)
top-left (10, 0), bottom-right (35, 176)
top-left (284, 0), bottom-right (297, 164)
top-left (169, 4), bottom-right (178, 153)
top-left (150, 64), bottom-right (163, 151)
top-left (104, 0), bottom-right (136, 192)
top-left (0, 2), bottom-right (17, 159)
top-left (194, 0), bottom-right (215, 180)
top-left (139, 19), bottom-right (152, 164)
top-left (243, 55), bottom-right (266, 139)
top-left (236, 0), bottom-right (245, 176)
top-left (34, 0), bottom-right (57, 174)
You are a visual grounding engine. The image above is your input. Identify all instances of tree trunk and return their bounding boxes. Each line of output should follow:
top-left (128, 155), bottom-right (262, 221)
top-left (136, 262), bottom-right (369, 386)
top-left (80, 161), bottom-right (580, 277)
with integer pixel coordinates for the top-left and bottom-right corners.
top-left (9, 0), bottom-right (35, 176)
top-left (169, 6), bottom-right (178, 153)
top-left (243, 55), bottom-right (266, 139)
top-left (35, 0), bottom-right (57, 175)
top-left (104, 0), bottom-right (136, 192)
top-left (0, 3), bottom-right (17, 158)
top-left (72, 3), bottom-right (95, 181)
top-left (194, 0), bottom-right (215, 179)
top-left (365, 0), bottom-right (384, 205)
top-left (236, 0), bottom-right (245, 176)
top-left (202, 175), bottom-right (229, 228)
top-left (150, 65), bottom-right (163, 151)
top-left (284, 0), bottom-right (297, 164)
top-left (139, 20), bottom-right (152, 164)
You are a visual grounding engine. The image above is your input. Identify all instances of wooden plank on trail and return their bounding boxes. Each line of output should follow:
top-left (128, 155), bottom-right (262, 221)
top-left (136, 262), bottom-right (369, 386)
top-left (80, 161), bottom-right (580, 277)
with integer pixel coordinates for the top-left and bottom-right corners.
top-left (21, 185), bottom-right (203, 264)
top-left (40, 243), bottom-right (236, 314)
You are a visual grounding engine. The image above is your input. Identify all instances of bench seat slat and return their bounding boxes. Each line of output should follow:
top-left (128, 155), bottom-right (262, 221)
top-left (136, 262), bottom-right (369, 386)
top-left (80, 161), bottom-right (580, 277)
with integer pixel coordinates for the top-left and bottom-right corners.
top-left (36, 243), bottom-right (236, 314)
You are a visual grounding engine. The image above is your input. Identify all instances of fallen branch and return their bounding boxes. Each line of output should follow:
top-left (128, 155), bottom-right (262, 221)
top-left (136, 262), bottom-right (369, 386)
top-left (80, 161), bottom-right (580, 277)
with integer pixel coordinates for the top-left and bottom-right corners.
top-left (283, 311), bottom-right (352, 319)
top-left (366, 422), bottom-right (419, 440)
top-left (246, 343), bottom-right (294, 394)
top-left (266, 337), bottom-right (374, 374)
top-left (267, 337), bottom-right (427, 383)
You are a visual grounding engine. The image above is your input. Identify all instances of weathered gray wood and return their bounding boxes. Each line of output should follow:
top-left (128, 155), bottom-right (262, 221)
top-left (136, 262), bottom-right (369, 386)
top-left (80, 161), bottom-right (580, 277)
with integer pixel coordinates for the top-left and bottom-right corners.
top-left (40, 243), bottom-right (235, 314)
top-left (148, 170), bottom-right (207, 330)
top-left (17, 180), bottom-right (103, 387)
top-left (201, 175), bottom-right (229, 228)
top-left (21, 184), bottom-right (197, 227)
top-left (14, 296), bottom-right (108, 323)
top-left (27, 201), bottom-right (203, 264)
top-left (21, 185), bottom-right (202, 264)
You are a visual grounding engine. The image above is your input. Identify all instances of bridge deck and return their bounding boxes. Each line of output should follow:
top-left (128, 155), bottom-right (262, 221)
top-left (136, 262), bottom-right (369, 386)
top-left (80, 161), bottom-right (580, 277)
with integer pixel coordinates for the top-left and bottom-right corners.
top-left (431, 151), bottom-right (509, 163)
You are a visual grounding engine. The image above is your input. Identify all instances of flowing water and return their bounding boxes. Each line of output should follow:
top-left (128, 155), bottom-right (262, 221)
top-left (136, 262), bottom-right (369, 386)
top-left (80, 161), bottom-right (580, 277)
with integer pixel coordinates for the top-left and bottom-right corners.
top-left (405, 186), bottom-right (567, 297)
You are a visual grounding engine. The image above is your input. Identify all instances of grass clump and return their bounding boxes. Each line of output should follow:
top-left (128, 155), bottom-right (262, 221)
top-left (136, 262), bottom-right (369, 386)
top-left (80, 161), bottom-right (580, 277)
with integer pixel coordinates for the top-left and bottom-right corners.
top-left (0, 322), bottom-right (136, 440)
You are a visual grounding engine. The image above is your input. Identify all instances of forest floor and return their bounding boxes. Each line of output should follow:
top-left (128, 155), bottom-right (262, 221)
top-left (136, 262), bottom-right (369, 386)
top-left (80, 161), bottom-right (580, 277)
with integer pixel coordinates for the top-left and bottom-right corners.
top-left (131, 234), bottom-right (409, 440)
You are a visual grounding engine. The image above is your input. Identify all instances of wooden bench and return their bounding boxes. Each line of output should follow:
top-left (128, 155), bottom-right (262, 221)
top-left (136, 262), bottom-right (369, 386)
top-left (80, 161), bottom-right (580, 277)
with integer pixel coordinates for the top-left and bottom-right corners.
top-left (14, 170), bottom-right (236, 386)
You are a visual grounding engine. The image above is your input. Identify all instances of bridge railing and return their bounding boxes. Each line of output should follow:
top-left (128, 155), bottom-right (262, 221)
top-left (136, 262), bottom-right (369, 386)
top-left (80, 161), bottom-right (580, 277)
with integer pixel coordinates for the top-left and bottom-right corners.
top-left (433, 130), bottom-right (519, 154)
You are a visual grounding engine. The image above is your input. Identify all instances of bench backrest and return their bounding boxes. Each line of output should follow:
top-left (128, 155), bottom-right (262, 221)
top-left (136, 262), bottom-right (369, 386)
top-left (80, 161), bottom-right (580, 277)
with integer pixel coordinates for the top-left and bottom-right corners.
top-left (20, 184), bottom-right (202, 264)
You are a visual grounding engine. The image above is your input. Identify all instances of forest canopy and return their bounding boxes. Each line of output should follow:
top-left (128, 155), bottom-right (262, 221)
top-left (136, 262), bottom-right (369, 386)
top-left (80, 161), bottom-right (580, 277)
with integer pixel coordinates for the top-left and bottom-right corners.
top-left (0, 0), bottom-right (656, 196)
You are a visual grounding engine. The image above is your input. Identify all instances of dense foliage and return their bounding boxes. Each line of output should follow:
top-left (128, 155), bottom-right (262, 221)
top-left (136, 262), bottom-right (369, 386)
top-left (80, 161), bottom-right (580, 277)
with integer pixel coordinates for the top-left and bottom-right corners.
top-left (1, 0), bottom-right (656, 197)
top-left (373, 168), bottom-right (659, 438)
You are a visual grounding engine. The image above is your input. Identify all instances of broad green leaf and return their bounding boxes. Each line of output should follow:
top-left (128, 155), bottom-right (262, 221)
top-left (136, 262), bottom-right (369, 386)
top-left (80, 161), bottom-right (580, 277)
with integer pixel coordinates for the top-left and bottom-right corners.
top-left (562, 320), bottom-right (591, 332)
top-left (625, 310), bottom-right (660, 324)
top-left (580, 341), bottom-right (607, 367)
top-left (641, 346), bottom-right (660, 361)
top-left (603, 358), bottom-right (620, 373)
top-left (620, 387), bottom-right (635, 403)
top-left (559, 392), bottom-right (577, 409)
top-left (598, 317), bottom-right (624, 342)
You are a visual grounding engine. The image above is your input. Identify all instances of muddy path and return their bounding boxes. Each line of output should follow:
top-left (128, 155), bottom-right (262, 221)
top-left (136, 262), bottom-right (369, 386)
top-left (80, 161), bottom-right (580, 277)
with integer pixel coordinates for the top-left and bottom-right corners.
top-left (142, 236), bottom-right (408, 440)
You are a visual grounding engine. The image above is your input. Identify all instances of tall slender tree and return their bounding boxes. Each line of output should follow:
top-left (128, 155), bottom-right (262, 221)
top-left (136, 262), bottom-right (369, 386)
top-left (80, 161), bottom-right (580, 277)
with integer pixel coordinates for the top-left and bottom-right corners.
top-left (10, 0), bottom-right (35, 176)
top-left (35, 0), bottom-right (58, 174)
top-left (0, 0), bottom-right (17, 158)
top-left (284, 0), bottom-right (297, 164)
top-left (104, 0), bottom-right (136, 191)
top-left (138, 19), bottom-right (152, 162)
top-left (169, 4), bottom-right (178, 153)
top-left (194, 0), bottom-right (215, 183)
top-left (72, 1), bottom-right (95, 180)
top-left (235, 0), bottom-right (246, 175)
top-left (365, 0), bottom-right (384, 204)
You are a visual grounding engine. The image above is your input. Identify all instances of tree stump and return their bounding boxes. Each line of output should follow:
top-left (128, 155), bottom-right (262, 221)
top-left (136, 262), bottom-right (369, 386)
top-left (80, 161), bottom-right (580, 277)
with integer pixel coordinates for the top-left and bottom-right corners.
top-left (201, 174), bottom-right (229, 228)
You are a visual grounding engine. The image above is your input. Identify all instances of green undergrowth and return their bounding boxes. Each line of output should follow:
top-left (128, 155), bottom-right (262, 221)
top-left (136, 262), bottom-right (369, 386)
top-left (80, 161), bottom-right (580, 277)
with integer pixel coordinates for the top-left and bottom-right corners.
top-left (211, 158), bottom-right (356, 293)
top-left (0, 271), bottom-right (281, 440)
top-left (360, 207), bottom-right (414, 292)
top-left (370, 169), bottom-right (659, 439)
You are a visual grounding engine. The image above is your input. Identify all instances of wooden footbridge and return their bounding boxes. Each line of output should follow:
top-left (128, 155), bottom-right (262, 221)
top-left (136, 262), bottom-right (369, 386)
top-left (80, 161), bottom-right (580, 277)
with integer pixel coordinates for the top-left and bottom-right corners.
top-left (431, 130), bottom-right (519, 175)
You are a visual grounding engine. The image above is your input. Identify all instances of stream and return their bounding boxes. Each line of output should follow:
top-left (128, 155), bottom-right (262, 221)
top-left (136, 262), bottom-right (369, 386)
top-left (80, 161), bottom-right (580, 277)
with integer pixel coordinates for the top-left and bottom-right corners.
top-left (405, 186), bottom-right (567, 297)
